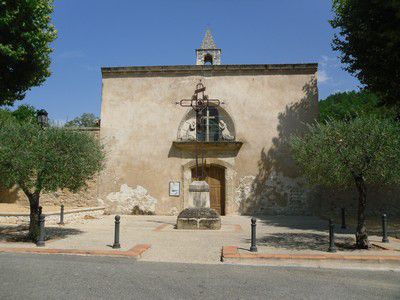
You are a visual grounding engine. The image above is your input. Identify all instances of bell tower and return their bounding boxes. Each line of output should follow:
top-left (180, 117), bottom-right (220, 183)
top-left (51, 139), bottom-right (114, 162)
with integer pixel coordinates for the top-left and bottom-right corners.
top-left (196, 30), bottom-right (221, 65)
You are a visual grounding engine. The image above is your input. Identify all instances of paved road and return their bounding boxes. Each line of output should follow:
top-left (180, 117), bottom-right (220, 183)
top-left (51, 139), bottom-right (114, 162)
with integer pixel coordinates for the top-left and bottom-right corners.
top-left (0, 253), bottom-right (399, 299)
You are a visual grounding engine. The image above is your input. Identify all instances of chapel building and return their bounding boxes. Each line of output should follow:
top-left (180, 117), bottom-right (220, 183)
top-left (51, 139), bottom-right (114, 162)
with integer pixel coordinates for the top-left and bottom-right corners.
top-left (98, 30), bottom-right (319, 215)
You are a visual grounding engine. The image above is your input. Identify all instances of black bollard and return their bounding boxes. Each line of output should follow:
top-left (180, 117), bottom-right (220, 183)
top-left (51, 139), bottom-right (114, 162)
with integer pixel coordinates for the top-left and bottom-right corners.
top-left (341, 207), bottom-right (346, 229)
top-left (382, 213), bottom-right (389, 243)
top-left (58, 204), bottom-right (65, 225)
top-left (112, 215), bottom-right (121, 249)
top-left (250, 217), bottom-right (258, 252)
top-left (328, 219), bottom-right (336, 252)
top-left (36, 212), bottom-right (46, 247)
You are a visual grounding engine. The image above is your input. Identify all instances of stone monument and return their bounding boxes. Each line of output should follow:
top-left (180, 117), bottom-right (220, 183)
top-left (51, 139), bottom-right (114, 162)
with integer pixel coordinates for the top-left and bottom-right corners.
top-left (176, 180), bottom-right (221, 230)
top-left (176, 81), bottom-right (221, 230)
top-left (188, 181), bottom-right (210, 208)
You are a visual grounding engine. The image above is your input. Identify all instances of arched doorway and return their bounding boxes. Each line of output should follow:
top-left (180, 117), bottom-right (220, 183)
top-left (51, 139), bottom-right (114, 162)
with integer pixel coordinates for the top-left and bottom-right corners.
top-left (191, 164), bottom-right (225, 215)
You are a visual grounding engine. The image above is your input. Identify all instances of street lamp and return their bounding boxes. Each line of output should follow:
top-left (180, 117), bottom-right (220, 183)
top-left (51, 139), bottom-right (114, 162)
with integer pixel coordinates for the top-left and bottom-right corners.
top-left (36, 109), bottom-right (48, 129)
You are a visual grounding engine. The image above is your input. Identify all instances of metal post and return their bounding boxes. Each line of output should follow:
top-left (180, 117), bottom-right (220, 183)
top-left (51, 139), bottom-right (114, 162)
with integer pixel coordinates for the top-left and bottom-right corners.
top-left (328, 219), bottom-right (336, 252)
top-left (59, 204), bottom-right (65, 225)
top-left (341, 207), bottom-right (346, 229)
top-left (382, 213), bottom-right (389, 243)
top-left (250, 217), bottom-right (258, 252)
top-left (112, 215), bottom-right (121, 249)
top-left (36, 210), bottom-right (46, 247)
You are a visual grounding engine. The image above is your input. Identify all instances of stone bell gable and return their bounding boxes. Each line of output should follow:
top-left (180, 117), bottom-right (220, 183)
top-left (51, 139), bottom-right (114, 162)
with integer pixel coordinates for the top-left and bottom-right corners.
top-left (196, 30), bottom-right (221, 65)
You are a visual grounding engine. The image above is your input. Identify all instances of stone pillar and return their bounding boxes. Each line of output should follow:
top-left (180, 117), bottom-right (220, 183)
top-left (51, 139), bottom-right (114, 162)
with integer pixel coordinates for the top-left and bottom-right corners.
top-left (188, 181), bottom-right (210, 208)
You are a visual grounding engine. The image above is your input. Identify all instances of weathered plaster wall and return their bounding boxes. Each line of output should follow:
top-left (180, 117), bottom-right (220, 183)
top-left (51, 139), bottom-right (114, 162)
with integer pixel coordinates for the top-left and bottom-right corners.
top-left (99, 65), bottom-right (319, 215)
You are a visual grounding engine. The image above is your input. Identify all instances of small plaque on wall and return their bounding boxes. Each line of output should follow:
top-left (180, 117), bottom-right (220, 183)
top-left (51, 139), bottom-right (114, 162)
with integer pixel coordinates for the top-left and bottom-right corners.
top-left (169, 181), bottom-right (180, 197)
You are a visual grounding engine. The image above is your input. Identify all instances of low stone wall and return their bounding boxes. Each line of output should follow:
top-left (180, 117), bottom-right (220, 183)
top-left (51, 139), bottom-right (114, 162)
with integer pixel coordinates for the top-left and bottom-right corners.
top-left (0, 180), bottom-right (99, 208)
top-left (0, 207), bottom-right (105, 225)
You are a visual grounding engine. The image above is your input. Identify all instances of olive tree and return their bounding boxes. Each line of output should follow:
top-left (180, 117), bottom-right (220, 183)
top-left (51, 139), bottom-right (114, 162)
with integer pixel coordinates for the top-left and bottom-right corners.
top-left (0, 118), bottom-right (104, 241)
top-left (290, 116), bottom-right (400, 248)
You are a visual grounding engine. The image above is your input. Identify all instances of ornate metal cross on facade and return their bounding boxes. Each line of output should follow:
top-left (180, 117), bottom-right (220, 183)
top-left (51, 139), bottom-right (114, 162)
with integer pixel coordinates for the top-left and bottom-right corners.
top-left (177, 81), bottom-right (222, 179)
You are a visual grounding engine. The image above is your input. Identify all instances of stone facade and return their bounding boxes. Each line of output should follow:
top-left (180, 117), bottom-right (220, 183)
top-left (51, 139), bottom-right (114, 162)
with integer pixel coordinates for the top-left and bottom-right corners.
top-left (99, 63), bottom-right (319, 216)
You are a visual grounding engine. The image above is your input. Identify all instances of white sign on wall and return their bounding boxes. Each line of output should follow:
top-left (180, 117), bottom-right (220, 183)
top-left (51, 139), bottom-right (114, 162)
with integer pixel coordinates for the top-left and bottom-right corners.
top-left (169, 181), bottom-right (180, 197)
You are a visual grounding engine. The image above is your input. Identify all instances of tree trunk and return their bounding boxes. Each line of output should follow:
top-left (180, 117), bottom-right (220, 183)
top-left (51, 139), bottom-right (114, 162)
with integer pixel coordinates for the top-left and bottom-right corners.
top-left (27, 192), bottom-right (40, 242)
top-left (354, 176), bottom-right (370, 249)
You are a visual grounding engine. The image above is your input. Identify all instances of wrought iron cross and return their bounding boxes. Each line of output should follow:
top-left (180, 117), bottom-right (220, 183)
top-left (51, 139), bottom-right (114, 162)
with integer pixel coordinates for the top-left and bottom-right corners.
top-left (176, 81), bottom-right (221, 179)
top-left (177, 81), bottom-right (221, 138)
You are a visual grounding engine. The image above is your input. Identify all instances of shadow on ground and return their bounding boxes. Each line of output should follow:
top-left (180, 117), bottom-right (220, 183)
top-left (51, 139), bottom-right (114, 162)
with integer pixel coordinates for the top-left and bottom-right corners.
top-left (252, 215), bottom-right (400, 240)
top-left (145, 220), bottom-right (175, 225)
top-left (0, 225), bottom-right (83, 243)
top-left (252, 215), bottom-right (354, 233)
top-left (244, 232), bottom-right (356, 251)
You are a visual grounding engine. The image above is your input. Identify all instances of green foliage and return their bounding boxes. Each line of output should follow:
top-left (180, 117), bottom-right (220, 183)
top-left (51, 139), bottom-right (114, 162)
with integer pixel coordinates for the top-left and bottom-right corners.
top-left (12, 104), bottom-right (37, 123)
top-left (290, 116), bottom-right (400, 187)
top-left (0, 104), bottom-right (39, 124)
top-left (319, 90), bottom-right (395, 122)
top-left (0, 107), bottom-right (12, 122)
top-left (65, 113), bottom-right (99, 128)
top-left (0, 118), bottom-right (105, 195)
top-left (0, 0), bottom-right (57, 105)
top-left (330, 0), bottom-right (400, 107)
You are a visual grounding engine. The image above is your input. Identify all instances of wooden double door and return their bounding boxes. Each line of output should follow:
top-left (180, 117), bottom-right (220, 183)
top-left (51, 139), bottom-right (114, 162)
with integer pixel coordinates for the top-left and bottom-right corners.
top-left (191, 165), bottom-right (225, 215)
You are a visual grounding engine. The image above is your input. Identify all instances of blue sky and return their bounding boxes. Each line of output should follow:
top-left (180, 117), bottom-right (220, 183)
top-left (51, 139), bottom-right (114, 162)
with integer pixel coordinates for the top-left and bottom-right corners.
top-left (20, 0), bottom-right (360, 123)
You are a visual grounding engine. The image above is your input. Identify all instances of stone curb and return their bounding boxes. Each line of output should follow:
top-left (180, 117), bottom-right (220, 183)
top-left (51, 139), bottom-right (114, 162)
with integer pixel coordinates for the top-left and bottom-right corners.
top-left (371, 243), bottom-right (393, 251)
top-left (0, 244), bottom-right (151, 259)
top-left (221, 246), bottom-right (400, 267)
top-left (0, 206), bottom-right (105, 217)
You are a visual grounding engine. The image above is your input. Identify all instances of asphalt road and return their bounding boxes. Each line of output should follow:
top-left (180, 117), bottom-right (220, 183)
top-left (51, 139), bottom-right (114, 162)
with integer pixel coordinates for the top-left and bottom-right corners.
top-left (0, 253), bottom-right (399, 300)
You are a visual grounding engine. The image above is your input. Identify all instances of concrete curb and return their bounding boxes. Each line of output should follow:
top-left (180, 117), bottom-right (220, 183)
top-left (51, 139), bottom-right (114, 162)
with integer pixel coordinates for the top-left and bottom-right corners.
top-left (0, 244), bottom-right (151, 259)
top-left (221, 246), bottom-right (400, 270)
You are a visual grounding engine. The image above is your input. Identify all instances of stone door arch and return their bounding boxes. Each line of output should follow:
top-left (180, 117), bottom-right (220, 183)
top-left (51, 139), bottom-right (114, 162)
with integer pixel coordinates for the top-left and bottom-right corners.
top-left (191, 164), bottom-right (226, 215)
top-left (182, 158), bottom-right (237, 215)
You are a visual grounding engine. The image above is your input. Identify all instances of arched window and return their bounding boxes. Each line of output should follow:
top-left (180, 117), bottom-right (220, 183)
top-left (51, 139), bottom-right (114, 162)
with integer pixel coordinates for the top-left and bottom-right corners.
top-left (197, 107), bottom-right (219, 142)
top-left (178, 107), bottom-right (235, 142)
top-left (204, 54), bottom-right (213, 65)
